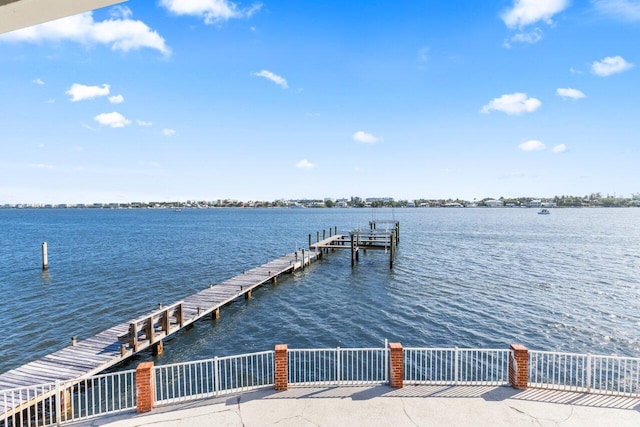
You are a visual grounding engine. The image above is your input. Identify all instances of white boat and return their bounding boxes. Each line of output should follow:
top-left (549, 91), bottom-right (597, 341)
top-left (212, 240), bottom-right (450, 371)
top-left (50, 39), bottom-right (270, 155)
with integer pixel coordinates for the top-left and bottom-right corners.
top-left (538, 209), bottom-right (550, 215)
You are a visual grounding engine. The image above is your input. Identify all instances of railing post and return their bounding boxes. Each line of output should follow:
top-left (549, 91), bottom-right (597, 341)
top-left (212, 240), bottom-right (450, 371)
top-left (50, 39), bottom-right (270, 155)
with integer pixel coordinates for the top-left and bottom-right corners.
top-left (274, 344), bottom-right (288, 390)
top-left (454, 347), bottom-right (459, 385)
top-left (384, 339), bottom-right (389, 383)
top-left (136, 362), bottom-right (155, 413)
top-left (55, 379), bottom-right (61, 426)
top-left (213, 357), bottom-right (220, 396)
top-left (388, 342), bottom-right (404, 388)
top-left (336, 347), bottom-right (341, 385)
top-left (586, 354), bottom-right (592, 393)
top-left (509, 344), bottom-right (529, 389)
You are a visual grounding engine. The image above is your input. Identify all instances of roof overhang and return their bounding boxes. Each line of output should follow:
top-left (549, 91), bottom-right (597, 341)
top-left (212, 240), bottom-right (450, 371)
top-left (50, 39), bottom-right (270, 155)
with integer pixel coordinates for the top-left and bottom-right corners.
top-left (0, 0), bottom-right (126, 34)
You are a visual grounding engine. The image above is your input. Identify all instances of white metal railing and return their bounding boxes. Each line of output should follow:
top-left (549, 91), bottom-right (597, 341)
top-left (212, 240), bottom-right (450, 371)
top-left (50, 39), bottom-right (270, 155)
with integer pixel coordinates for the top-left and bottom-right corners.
top-left (154, 351), bottom-right (274, 406)
top-left (529, 351), bottom-right (640, 396)
top-left (404, 348), bottom-right (511, 386)
top-left (4, 346), bottom-right (640, 426)
top-left (288, 347), bottom-right (388, 386)
top-left (2, 382), bottom-right (57, 427)
top-left (1, 369), bottom-right (136, 427)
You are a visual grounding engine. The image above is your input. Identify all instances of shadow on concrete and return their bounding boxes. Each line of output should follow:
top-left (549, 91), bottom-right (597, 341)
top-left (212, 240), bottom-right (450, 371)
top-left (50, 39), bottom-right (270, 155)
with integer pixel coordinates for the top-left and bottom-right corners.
top-left (144, 385), bottom-right (640, 415)
top-left (248, 385), bottom-right (640, 411)
top-left (511, 388), bottom-right (640, 411)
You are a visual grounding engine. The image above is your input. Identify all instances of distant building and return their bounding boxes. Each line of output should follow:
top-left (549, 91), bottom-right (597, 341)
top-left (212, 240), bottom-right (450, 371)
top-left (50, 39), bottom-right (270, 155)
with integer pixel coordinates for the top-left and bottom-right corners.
top-left (484, 199), bottom-right (503, 207)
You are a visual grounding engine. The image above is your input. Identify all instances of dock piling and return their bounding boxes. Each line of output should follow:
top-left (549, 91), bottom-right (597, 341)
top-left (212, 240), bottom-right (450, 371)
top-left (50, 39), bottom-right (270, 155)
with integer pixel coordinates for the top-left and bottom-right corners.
top-left (41, 242), bottom-right (48, 270)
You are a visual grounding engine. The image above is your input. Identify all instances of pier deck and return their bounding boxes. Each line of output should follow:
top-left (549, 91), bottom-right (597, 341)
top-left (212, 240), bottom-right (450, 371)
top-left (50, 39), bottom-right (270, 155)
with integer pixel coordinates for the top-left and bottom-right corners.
top-left (0, 248), bottom-right (322, 419)
top-left (1, 223), bottom-right (401, 421)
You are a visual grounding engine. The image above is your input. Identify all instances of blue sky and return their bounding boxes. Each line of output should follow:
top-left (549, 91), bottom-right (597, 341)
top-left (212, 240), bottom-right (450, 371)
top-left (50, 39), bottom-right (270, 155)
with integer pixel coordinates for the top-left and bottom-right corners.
top-left (1, 0), bottom-right (638, 203)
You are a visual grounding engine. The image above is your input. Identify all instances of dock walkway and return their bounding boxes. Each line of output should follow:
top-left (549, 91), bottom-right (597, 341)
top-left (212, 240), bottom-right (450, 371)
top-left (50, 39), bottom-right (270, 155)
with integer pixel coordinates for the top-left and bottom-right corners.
top-left (0, 247), bottom-right (323, 419)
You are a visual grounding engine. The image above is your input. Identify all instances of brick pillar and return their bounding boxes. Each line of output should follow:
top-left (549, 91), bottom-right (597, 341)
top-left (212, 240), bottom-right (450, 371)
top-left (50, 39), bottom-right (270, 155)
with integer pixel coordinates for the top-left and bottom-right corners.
top-left (509, 344), bottom-right (529, 390)
top-left (136, 361), bottom-right (155, 413)
top-left (388, 342), bottom-right (404, 388)
top-left (274, 344), bottom-right (288, 391)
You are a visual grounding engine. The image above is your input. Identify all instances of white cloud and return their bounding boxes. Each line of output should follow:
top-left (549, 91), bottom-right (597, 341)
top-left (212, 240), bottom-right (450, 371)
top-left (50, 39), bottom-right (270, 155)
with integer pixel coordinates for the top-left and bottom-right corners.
top-left (352, 131), bottom-right (382, 144)
top-left (481, 93), bottom-right (542, 115)
top-left (591, 56), bottom-right (634, 76)
top-left (66, 83), bottom-right (110, 102)
top-left (108, 94), bottom-right (124, 104)
top-left (137, 120), bottom-right (153, 127)
top-left (94, 112), bottom-right (131, 128)
top-left (163, 128), bottom-right (176, 136)
top-left (32, 78), bottom-right (45, 85)
top-left (296, 159), bottom-right (316, 170)
top-left (504, 28), bottom-right (543, 47)
top-left (501, 0), bottom-right (570, 28)
top-left (557, 87), bottom-right (586, 99)
top-left (552, 144), bottom-right (568, 153)
top-left (252, 70), bottom-right (288, 89)
top-left (518, 140), bottom-right (546, 151)
top-left (29, 163), bottom-right (54, 169)
top-left (110, 5), bottom-right (133, 20)
top-left (160, 0), bottom-right (262, 24)
top-left (592, 0), bottom-right (640, 21)
top-left (0, 10), bottom-right (170, 55)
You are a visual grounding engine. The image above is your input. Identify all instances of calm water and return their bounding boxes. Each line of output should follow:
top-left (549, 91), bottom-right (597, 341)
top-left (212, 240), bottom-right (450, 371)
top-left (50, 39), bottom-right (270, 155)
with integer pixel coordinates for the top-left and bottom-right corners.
top-left (1, 207), bottom-right (639, 374)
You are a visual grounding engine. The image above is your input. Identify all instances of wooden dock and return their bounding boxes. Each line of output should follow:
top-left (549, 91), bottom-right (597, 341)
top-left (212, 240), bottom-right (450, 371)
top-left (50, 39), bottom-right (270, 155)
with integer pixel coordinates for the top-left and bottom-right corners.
top-left (311, 220), bottom-right (400, 268)
top-left (0, 247), bottom-right (322, 420)
top-left (0, 222), bottom-right (400, 421)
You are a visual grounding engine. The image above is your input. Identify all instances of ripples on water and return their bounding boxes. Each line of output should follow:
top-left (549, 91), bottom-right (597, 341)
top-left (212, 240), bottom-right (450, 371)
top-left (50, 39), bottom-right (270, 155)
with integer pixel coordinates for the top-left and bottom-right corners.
top-left (0, 208), bottom-right (639, 373)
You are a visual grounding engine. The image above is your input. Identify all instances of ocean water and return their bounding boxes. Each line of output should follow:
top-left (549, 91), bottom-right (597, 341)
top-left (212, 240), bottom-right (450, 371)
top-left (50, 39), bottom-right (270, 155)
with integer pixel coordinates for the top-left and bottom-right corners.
top-left (0, 207), bottom-right (639, 373)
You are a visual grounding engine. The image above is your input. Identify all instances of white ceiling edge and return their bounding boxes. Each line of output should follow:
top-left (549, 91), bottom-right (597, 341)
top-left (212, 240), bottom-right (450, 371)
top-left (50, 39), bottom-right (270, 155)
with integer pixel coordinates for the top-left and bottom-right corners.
top-left (0, 0), bottom-right (126, 34)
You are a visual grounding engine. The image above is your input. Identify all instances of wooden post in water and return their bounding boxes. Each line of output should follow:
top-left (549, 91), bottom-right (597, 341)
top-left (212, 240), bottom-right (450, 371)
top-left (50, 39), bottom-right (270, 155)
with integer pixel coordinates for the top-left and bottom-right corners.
top-left (350, 232), bottom-right (355, 267)
top-left (316, 231), bottom-right (320, 245)
top-left (308, 234), bottom-right (312, 249)
top-left (41, 242), bottom-right (48, 270)
top-left (212, 308), bottom-right (220, 320)
top-left (322, 229), bottom-right (327, 254)
top-left (301, 249), bottom-right (306, 270)
top-left (153, 340), bottom-right (163, 355)
top-left (389, 230), bottom-right (396, 269)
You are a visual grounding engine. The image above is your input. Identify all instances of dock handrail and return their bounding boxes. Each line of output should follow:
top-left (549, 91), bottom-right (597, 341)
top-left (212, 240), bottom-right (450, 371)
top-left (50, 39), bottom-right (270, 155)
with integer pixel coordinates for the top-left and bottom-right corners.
top-left (118, 301), bottom-right (184, 351)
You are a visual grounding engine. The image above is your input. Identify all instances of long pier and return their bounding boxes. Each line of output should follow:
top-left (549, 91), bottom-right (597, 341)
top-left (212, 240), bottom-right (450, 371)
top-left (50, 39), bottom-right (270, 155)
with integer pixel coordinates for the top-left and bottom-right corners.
top-left (0, 223), bottom-right (400, 422)
top-left (0, 248), bottom-right (323, 420)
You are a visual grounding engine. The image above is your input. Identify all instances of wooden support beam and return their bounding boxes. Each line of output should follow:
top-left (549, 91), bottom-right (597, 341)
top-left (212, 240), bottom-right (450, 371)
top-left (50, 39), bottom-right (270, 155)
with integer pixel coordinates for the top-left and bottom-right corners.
top-left (146, 317), bottom-right (154, 343)
top-left (175, 303), bottom-right (184, 327)
top-left (162, 309), bottom-right (170, 333)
